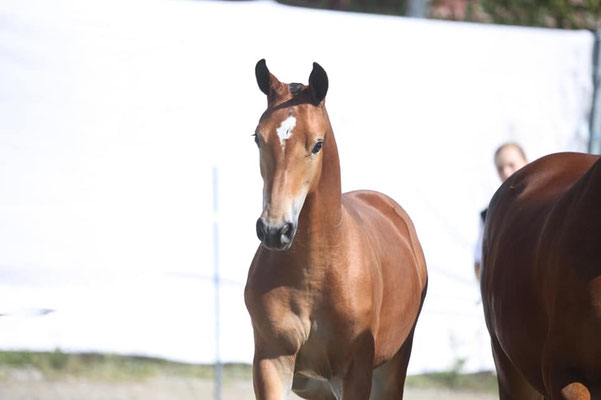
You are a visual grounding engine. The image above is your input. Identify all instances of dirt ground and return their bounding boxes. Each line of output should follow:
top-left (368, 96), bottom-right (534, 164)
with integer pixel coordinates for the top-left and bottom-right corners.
top-left (0, 376), bottom-right (497, 400)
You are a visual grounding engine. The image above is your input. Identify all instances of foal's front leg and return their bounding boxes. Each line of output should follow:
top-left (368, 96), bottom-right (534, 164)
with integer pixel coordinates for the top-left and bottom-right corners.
top-left (340, 331), bottom-right (376, 400)
top-left (253, 350), bottom-right (296, 400)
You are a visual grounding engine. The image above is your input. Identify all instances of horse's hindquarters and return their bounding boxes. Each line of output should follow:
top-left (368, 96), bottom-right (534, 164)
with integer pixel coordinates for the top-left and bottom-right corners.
top-left (342, 190), bottom-right (428, 365)
top-left (482, 153), bottom-right (601, 399)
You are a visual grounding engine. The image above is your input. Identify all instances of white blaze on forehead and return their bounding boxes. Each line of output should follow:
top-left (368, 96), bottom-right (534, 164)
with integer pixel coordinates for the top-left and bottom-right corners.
top-left (276, 115), bottom-right (296, 146)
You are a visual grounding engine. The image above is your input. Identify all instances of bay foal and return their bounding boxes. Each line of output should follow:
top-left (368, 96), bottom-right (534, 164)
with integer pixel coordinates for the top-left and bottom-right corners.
top-left (244, 60), bottom-right (428, 399)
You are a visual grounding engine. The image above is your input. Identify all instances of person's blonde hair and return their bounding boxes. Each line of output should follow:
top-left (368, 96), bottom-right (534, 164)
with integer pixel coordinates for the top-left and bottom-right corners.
top-left (494, 142), bottom-right (527, 162)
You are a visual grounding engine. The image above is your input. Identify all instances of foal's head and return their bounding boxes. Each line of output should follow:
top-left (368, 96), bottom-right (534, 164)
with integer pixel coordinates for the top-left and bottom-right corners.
top-left (253, 60), bottom-right (330, 251)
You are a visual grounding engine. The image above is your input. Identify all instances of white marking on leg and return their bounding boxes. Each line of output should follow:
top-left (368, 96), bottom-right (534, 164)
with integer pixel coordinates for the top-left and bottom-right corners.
top-left (276, 116), bottom-right (296, 147)
top-left (282, 375), bottom-right (293, 400)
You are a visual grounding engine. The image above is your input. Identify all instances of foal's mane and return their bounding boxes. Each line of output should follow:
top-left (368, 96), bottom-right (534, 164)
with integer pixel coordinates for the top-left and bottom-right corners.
top-left (270, 87), bottom-right (321, 111)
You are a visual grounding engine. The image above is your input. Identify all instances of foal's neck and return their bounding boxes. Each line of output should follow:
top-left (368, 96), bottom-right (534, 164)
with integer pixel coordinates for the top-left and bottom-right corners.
top-left (294, 123), bottom-right (343, 252)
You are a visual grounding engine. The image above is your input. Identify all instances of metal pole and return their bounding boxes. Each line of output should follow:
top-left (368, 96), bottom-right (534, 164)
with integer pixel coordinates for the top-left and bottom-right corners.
top-left (590, 29), bottom-right (601, 154)
top-left (213, 166), bottom-right (222, 400)
top-left (407, 0), bottom-right (427, 18)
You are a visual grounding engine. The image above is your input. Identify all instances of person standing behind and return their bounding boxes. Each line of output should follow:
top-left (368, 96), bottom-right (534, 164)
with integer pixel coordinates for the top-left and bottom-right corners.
top-left (474, 142), bottom-right (528, 280)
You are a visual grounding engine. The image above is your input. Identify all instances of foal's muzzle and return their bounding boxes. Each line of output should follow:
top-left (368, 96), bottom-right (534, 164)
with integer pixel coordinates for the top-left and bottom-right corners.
top-left (256, 218), bottom-right (296, 251)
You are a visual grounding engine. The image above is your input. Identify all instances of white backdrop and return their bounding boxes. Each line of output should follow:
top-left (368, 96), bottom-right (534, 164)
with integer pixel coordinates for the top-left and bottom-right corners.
top-left (0, 0), bottom-right (594, 373)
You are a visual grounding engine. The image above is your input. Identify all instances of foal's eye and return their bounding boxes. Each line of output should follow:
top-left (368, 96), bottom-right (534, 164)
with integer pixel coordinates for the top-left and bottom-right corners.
top-left (312, 141), bottom-right (323, 155)
top-left (253, 133), bottom-right (260, 147)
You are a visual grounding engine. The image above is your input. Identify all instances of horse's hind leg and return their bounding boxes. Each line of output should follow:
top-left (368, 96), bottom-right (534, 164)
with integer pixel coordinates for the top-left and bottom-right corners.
top-left (370, 327), bottom-right (416, 400)
top-left (371, 280), bottom-right (428, 399)
top-left (491, 337), bottom-right (543, 400)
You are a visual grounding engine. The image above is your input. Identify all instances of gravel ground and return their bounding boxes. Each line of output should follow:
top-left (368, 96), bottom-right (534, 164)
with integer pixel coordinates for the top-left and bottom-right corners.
top-left (0, 377), bottom-right (498, 400)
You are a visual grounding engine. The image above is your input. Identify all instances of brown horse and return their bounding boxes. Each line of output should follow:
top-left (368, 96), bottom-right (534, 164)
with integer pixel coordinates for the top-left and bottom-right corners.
top-left (244, 60), bottom-right (428, 400)
top-left (481, 152), bottom-right (601, 399)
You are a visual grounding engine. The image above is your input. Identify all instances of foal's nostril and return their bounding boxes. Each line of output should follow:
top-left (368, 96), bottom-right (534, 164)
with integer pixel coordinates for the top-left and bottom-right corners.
top-left (280, 222), bottom-right (295, 242)
top-left (257, 220), bottom-right (296, 249)
top-left (256, 218), bottom-right (266, 241)
top-left (285, 222), bottom-right (294, 237)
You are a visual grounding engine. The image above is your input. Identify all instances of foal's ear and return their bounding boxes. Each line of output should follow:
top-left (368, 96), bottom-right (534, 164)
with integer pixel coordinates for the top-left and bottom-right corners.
top-left (255, 59), bottom-right (281, 96)
top-left (309, 62), bottom-right (328, 103)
